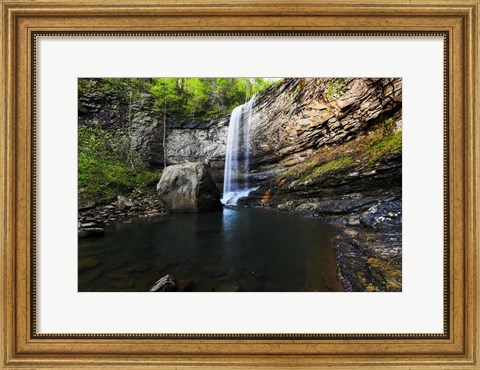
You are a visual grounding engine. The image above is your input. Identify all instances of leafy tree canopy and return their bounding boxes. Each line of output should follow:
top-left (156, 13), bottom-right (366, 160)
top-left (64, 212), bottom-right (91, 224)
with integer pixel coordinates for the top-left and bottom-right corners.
top-left (79, 77), bottom-right (275, 123)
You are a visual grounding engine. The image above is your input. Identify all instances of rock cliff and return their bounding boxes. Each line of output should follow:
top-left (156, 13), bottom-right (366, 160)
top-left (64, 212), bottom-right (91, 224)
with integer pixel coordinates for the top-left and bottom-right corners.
top-left (245, 78), bottom-right (401, 182)
top-left (79, 89), bottom-right (164, 166)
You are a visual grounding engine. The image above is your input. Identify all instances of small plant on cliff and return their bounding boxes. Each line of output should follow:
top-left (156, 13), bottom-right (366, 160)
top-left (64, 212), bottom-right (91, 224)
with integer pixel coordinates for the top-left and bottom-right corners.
top-left (324, 78), bottom-right (348, 101)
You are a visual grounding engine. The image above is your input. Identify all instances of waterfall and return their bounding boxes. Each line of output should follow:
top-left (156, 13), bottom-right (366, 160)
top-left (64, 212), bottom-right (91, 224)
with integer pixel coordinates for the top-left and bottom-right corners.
top-left (221, 95), bottom-right (256, 206)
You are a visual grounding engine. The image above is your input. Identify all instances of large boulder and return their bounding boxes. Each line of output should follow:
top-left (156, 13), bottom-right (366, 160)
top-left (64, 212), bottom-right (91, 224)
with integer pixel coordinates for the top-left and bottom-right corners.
top-left (156, 162), bottom-right (222, 212)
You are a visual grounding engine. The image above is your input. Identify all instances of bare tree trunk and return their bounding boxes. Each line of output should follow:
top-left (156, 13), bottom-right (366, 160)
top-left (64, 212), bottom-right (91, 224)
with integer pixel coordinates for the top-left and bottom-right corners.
top-left (127, 84), bottom-right (134, 170)
top-left (163, 98), bottom-right (167, 169)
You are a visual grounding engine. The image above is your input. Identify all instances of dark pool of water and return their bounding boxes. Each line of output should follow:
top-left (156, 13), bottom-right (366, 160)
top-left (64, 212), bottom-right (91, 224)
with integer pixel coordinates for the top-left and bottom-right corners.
top-left (78, 207), bottom-right (342, 292)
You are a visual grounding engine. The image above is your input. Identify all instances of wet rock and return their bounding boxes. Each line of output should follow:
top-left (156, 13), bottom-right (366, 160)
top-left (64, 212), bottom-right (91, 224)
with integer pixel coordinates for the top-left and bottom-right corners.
top-left (166, 116), bottom-right (229, 183)
top-left (78, 228), bottom-right (105, 239)
top-left (331, 225), bottom-right (402, 292)
top-left (360, 200), bottom-right (402, 228)
top-left (150, 274), bottom-right (176, 292)
top-left (156, 162), bottom-right (222, 212)
top-left (346, 215), bottom-right (361, 226)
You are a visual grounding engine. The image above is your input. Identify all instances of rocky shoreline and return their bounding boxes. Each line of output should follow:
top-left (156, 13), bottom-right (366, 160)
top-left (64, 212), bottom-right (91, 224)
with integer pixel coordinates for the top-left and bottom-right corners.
top-left (78, 190), bottom-right (167, 239)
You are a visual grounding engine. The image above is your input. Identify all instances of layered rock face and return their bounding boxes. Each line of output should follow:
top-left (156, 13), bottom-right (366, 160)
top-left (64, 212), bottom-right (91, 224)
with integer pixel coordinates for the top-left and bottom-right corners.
top-left (165, 117), bottom-right (229, 183)
top-left (156, 162), bottom-right (222, 212)
top-left (246, 78), bottom-right (402, 182)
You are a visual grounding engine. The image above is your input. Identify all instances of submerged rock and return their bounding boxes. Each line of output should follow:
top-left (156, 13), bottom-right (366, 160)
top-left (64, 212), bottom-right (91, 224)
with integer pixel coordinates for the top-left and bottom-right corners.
top-left (149, 274), bottom-right (176, 292)
top-left (156, 162), bottom-right (222, 212)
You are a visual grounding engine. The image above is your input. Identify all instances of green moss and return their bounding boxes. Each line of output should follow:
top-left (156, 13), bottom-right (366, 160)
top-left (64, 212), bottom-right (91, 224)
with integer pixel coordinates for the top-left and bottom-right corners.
top-left (382, 117), bottom-right (395, 127)
top-left (304, 154), bottom-right (354, 181)
top-left (364, 131), bottom-right (402, 164)
top-left (294, 154), bottom-right (354, 181)
top-left (277, 160), bottom-right (316, 180)
top-left (276, 112), bottom-right (402, 190)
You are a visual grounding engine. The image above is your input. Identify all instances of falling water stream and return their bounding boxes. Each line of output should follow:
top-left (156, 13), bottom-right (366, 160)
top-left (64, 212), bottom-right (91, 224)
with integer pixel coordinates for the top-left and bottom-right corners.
top-left (222, 95), bottom-right (257, 205)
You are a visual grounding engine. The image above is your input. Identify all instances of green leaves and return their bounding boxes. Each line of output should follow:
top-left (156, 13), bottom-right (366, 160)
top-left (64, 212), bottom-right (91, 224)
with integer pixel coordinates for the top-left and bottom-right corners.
top-left (150, 77), bottom-right (274, 121)
top-left (78, 126), bottom-right (161, 202)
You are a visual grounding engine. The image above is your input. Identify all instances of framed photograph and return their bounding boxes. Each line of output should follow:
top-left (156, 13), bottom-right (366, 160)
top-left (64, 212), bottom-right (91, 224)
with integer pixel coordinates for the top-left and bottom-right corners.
top-left (1, 0), bottom-right (478, 368)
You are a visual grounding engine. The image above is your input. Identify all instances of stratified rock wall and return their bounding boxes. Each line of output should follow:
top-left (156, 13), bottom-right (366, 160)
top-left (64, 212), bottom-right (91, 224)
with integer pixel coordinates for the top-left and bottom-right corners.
top-left (247, 78), bottom-right (402, 181)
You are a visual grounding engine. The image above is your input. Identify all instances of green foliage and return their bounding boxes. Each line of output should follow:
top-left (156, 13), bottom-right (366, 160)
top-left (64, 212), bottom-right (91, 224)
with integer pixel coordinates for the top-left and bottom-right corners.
top-left (80, 77), bottom-right (276, 123)
top-left (149, 77), bottom-right (275, 121)
top-left (78, 126), bottom-right (162, 202)
top-left (78, 126), bottom-right (121, 160)
top-left (324, 78), bottom-right (348, 101)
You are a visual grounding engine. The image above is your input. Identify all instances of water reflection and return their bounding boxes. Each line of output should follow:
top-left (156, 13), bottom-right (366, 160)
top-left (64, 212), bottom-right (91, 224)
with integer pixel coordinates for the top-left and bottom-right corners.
top-left (79, 207), bottom-right (342, 292)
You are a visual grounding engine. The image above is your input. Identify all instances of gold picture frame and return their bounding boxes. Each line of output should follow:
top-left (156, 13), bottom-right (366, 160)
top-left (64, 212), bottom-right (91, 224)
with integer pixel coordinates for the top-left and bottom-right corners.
top-left (1, 0), bottom-right (478, 368)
